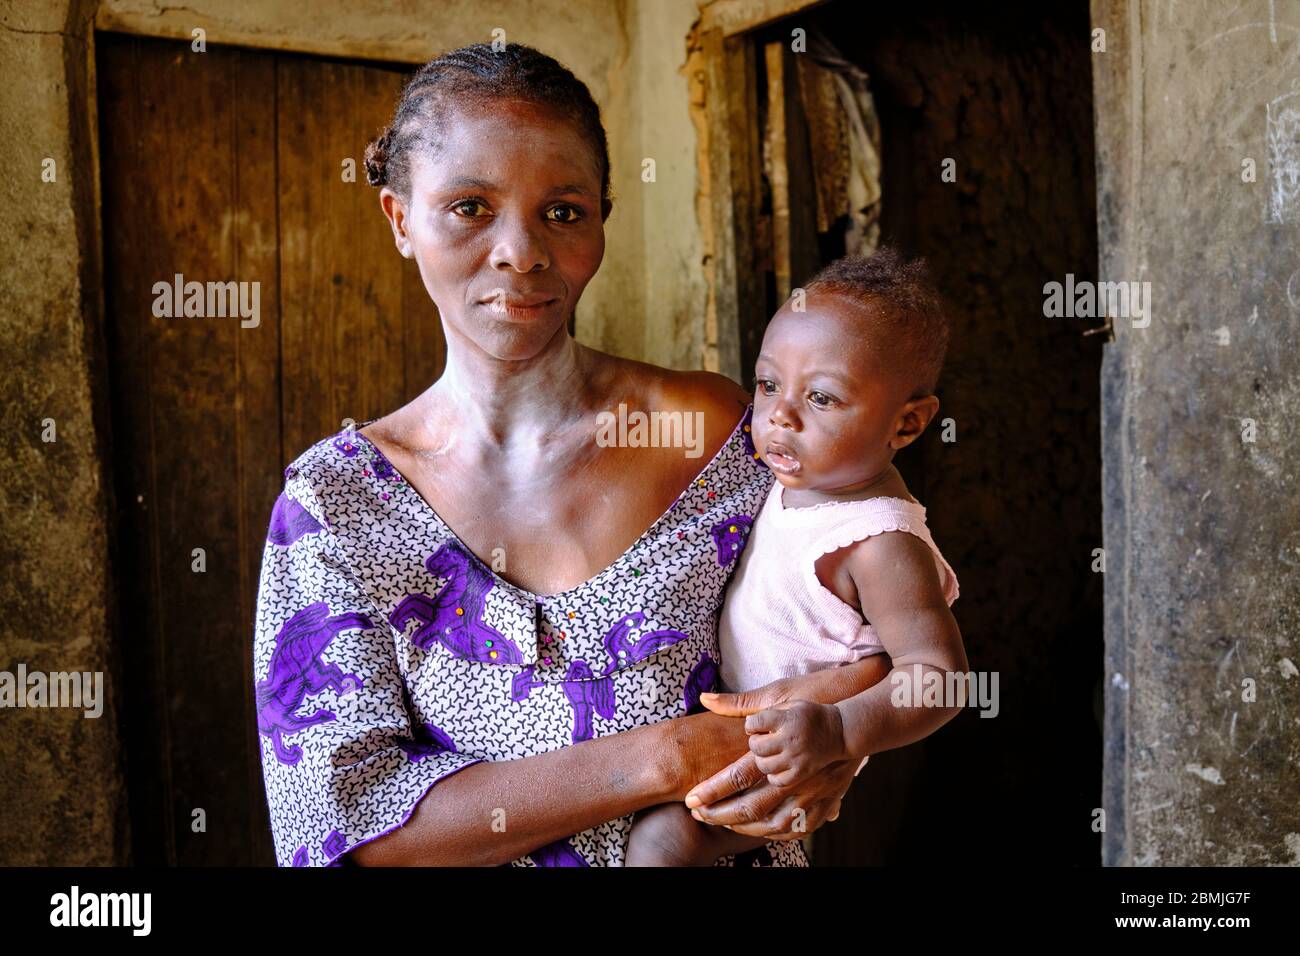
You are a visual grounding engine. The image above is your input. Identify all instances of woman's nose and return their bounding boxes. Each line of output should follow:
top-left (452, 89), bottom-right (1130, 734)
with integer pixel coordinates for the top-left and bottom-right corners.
top-left (489, 216), bottom-right (550, 273)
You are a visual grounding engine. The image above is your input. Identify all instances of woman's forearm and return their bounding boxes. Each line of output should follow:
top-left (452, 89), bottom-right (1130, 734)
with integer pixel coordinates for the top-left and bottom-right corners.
top-left (780, 653), bottom-right (894, 706)
top-left (350, 712), bottom-right (745, 866)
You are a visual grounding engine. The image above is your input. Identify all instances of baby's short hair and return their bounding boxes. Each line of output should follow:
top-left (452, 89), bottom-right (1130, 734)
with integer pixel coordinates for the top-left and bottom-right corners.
top-left (802, 245), bottom-right (950, 398)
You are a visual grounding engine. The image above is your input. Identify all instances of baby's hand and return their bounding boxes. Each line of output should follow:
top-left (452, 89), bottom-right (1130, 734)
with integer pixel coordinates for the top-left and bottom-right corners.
top-left (742, 699), bottom-right (850, 787)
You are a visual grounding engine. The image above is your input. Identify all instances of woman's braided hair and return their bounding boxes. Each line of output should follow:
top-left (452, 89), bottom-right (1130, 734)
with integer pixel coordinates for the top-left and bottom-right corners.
top-left (364, 42), bottom-right (612, 220)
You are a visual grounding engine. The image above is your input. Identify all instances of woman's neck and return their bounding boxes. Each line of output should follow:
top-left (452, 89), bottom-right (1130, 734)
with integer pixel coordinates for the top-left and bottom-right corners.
top-left (421, 326), bottom-right (609, 453)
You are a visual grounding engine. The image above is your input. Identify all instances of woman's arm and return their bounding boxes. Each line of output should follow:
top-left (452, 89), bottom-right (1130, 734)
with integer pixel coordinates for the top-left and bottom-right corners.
top-left (351, 657), bottom-right (895, 866)
top-left (350, 705), bottom-right (755, 866)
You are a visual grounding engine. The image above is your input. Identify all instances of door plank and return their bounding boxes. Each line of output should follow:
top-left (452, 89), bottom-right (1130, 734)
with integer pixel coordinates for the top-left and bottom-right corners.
top-left (99, 33), bottom-right (283, 865)
top-left (278, 56), bottom-right (410, 456)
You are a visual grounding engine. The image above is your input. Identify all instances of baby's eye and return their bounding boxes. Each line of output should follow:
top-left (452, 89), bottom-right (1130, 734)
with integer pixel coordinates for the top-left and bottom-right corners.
top-left (545, 204), bottom-right (583, 223)
top-left (809, 390), bottom-right (835, 408)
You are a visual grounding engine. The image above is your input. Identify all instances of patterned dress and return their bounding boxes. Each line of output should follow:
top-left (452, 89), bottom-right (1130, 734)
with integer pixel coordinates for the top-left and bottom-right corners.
top-left (252, 404), bottom-right (808, 867)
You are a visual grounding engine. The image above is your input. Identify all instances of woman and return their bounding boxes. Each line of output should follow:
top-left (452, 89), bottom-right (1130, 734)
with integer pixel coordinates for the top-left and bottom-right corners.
top-left (253, 42), bottom-right (888, 867)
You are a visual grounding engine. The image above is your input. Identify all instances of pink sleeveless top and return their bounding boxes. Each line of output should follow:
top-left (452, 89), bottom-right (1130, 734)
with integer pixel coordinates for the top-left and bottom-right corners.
top-left (717, 479), bottom-right (959, 775)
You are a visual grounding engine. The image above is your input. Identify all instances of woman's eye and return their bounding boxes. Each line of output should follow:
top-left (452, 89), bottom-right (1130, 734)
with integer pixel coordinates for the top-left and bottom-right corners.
top-left (546, 204), bottom-right (582, 223)
top-left (756, 379), bottom-right (776, 395)
top-left (452, 199), bottom-right (488, 217)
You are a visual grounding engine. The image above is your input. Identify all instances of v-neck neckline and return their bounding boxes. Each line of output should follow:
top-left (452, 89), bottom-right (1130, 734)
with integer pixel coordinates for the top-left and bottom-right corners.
top-left (346, 407), bottom-right (755, 602)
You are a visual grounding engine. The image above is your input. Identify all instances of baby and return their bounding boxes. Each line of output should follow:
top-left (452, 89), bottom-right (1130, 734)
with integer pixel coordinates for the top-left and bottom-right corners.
top-left (625, 246), bottom-right (968, 866)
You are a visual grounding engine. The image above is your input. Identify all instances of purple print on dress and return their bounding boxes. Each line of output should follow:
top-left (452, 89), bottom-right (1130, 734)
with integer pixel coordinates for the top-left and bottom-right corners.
top-left (370, 449), bottom-right (395, 481)
top-left (711, 515), bottom-right (754, 567)
top-left (323, 829), bottom-right (348, 863)
top-left (599, 611), bottom-right (688, 676)
top-left (391, 541), bottom-right (524, 664)
top-left (398, 721), bottom-right (459, 762)
top-left (256, 602), bottom-right (369, 766)
top-left (511, 665), bottom-right (545, 701)
top-left (530, 837), bottom-right (590, 867)
top-left (266, 491), bottom-right (324, 546)
top-left (683, 652), bottom-right (720, 715)
top-left (561, 659), bottom-right (615, 743)
top-left (253, 404), bottom-right (811, 868)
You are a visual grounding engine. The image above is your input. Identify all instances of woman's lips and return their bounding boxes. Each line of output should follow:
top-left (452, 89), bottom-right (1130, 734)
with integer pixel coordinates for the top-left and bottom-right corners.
top-left (764, 442), bottom-right (801, 475)
top-left (481, 294), bottom-right (560, 319)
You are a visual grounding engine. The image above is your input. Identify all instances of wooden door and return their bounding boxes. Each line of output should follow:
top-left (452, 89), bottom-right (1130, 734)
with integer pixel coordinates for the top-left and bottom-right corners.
top-left (96, 32), bottom-right (441, 865)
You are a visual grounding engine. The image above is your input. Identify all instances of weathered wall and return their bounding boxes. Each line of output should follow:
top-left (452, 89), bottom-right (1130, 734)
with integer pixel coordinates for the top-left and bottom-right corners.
top-left (632, 0), bottom-right (712, 369)
top-left (1095, 0), bottom-right (1300, 865)
top-left (0, 0), bottom-right (129, 864)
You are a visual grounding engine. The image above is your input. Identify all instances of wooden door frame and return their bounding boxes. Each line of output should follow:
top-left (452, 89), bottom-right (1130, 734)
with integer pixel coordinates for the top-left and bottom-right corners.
top-left (687, 0), bottom-right (828, 380)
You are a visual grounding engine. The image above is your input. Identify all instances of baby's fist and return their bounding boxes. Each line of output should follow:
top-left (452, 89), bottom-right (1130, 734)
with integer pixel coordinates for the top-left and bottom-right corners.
top-left (744, 700), bottom-right (848, 786)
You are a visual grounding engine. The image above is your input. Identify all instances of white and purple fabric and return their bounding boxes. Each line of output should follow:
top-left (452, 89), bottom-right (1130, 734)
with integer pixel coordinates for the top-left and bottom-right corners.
top-left (252, 404), bottom-right (808, 866)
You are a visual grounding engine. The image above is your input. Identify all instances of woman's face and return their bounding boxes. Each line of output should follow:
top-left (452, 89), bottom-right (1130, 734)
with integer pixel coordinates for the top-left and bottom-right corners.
top-left (380, 98), bottom-right (607, 362)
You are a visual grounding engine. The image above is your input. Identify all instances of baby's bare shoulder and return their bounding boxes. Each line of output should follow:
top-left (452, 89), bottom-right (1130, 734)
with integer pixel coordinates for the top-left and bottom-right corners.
top-left (843, 528), bottom-right (948, 608)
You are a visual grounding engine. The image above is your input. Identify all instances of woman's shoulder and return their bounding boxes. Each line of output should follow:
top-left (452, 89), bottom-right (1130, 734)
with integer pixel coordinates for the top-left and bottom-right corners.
top-left (276, 427), bottom-right (368, 521)
top-left (283, 426), bottom-right (362, 481)
top-left (592, 350), bottom-right (751, 453)
top-left (657, 366), bottom-right (751, 409)
top-left (638, 364), bottom-right (752, 443)
top-left (594, 347), bottom-right (748, 408)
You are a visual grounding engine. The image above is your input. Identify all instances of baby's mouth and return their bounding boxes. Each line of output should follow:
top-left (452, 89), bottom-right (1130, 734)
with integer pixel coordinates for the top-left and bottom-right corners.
top-left (764, 441), bottom-right (801, 475)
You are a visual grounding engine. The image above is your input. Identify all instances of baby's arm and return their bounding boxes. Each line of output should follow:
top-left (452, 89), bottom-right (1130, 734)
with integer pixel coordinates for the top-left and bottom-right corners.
top-left (738, 531), bottom-right (967, 787)
top-left (831, 529), bottom-right (967, 759)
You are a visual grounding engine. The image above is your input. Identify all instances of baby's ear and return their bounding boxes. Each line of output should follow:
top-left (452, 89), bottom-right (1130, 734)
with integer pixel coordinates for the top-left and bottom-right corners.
top-left (891, 394), bottom-right (940, 449)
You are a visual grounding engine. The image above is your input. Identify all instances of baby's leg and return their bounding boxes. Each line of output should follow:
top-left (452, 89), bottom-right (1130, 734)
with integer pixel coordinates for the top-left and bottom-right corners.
top-left (625, 803), bottom-right (712, 866)
top-left (625, 802), bottom-right (773, 866)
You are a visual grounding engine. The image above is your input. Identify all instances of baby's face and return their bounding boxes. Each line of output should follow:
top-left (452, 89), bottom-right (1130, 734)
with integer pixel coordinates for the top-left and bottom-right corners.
top-left (751, 293), bottom-right (914, 493)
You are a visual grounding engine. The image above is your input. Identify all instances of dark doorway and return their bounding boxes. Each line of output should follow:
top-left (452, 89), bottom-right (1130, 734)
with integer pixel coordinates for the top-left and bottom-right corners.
top-left (739, 0), bottom-right (1104, 864)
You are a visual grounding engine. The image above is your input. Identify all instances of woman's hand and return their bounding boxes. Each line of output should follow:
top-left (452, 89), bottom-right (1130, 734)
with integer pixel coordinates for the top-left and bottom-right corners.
top-left (674, 656), bottom-right (893, 838)
top-left (682, 695), bottom-right (854, 839)
top-left (668, 676), bottom-right (802, 802)
top-left (684, 751), bottom-right (858, 839)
